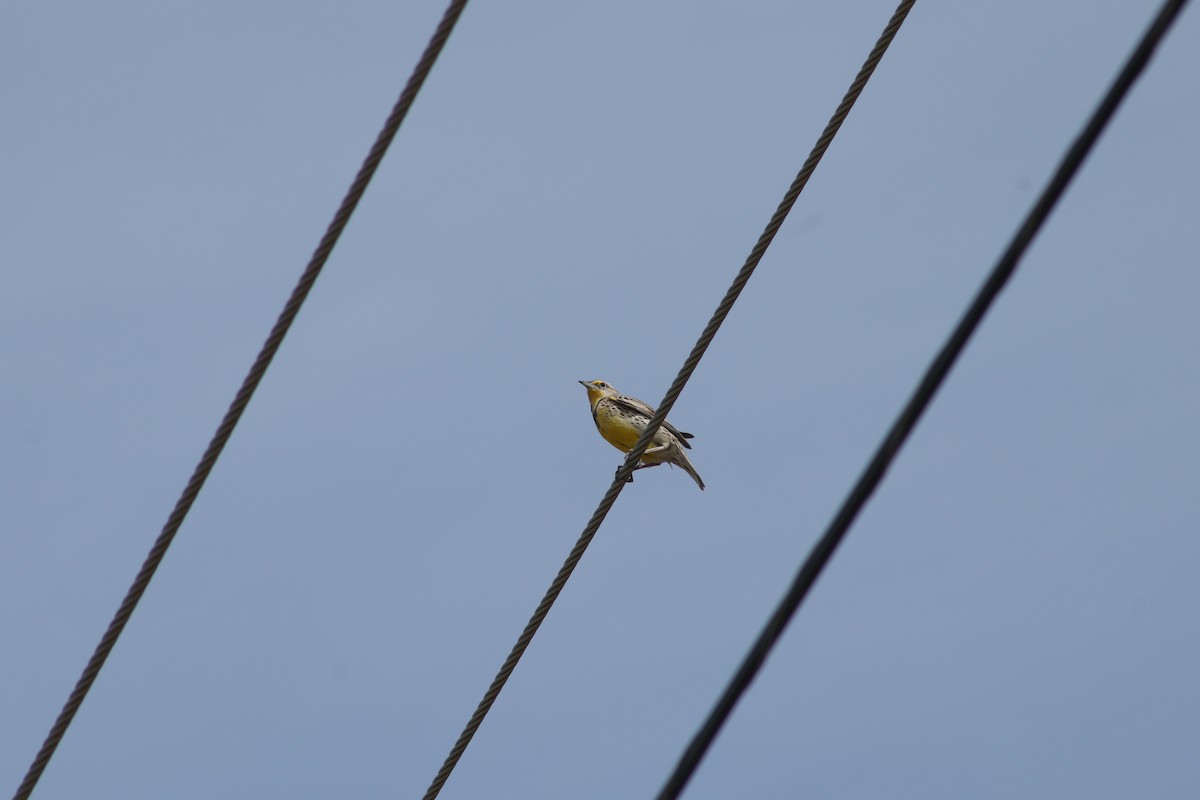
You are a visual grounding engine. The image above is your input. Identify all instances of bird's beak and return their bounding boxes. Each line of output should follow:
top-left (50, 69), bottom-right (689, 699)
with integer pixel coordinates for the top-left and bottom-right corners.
top-left (578, 380), bottom-right (591, 388)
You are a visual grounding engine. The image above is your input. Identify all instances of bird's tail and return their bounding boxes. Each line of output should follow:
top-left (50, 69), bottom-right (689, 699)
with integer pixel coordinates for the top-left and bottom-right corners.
top-left (674, 450), bottom-right (705, 491)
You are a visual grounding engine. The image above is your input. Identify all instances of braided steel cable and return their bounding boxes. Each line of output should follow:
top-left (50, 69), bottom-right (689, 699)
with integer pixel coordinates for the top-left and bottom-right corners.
top-left (10, 3), bottom-right (470, 798)
top-left (656, 0), bottom-right (1191, 797)
top-left (421, 3), bottom-right (916, 797)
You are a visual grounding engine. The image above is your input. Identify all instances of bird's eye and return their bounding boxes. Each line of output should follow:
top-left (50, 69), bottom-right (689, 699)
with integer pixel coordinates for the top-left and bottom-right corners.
top-left (598, 382), bottom-right (607, 388)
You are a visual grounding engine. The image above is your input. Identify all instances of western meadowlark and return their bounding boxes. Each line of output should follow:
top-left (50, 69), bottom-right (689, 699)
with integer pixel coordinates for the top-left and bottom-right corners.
top-left (578, 379), bottom-right (705, 490)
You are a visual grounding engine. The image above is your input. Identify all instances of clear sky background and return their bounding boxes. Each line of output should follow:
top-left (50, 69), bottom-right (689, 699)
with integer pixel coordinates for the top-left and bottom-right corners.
top-left (3, 2), bottom-right (1198, 798)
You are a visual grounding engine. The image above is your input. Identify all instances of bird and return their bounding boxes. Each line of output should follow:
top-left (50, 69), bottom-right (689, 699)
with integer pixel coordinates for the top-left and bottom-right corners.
top-left (578, 379), bottom-right (705, 490)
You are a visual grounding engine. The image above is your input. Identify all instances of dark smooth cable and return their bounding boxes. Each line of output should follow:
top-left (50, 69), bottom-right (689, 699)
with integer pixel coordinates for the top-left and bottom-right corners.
top-left (656, 1), bottom-right (1189, 797)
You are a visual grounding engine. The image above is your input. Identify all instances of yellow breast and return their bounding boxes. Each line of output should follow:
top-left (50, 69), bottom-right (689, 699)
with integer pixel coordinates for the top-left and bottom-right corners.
top-left (593, 400), bottom-right (646, 453)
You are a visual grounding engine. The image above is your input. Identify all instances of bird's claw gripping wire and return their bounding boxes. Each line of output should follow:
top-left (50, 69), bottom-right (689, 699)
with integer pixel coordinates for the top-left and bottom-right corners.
top-left (616, 461), bottom-right (663, 483)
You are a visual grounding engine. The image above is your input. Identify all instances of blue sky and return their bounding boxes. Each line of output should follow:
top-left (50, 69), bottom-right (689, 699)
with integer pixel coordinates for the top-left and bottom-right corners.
top-left (3, 2), bottom-right (1198, 797)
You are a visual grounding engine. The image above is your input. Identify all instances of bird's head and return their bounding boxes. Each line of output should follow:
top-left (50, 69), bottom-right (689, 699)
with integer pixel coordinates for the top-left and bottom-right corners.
top-left (579, 379), bottom-right (618, 405)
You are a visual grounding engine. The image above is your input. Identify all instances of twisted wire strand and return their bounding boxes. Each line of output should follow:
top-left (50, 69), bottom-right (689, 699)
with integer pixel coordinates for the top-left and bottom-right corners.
top-left (421, 2), bottom-right (916, 796)
top-left (616, 0), bottom-right (915, 485)
top-left (11, 3), bottom-right (470, 798)
top-left (656, 0), bottom-right (1190, 796)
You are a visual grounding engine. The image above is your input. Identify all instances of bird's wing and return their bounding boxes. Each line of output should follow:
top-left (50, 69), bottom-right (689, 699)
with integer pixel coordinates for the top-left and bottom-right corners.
top-left (612, 394), bottom-right (695, 449)
top-left (612, 394), bottom-right (655, 418)
top-left (669, 425), bottom-right (694, 449)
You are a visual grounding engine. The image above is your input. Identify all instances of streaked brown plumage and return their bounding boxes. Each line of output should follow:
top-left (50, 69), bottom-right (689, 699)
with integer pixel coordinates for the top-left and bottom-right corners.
top-left (578, 379), bottom-right (704, 490)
